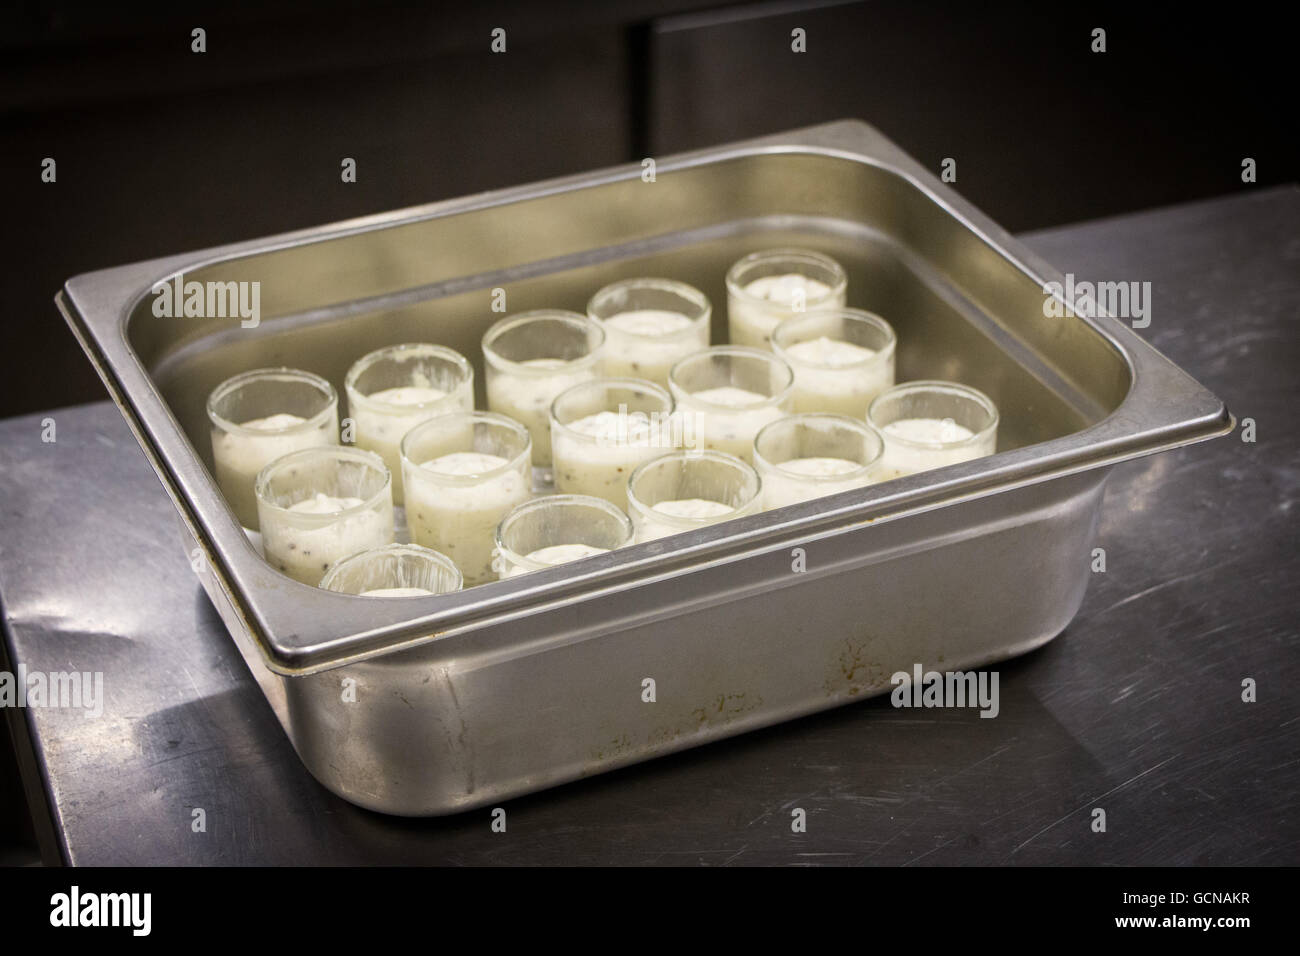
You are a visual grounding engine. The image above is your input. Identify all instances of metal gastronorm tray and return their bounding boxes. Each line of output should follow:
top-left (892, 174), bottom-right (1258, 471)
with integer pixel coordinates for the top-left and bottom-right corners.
top-left (57, 121), bottom-right (1232, 815)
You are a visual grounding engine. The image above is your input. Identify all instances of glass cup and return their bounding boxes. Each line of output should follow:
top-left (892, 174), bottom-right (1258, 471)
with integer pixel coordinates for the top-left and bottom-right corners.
top-left (494, 494), bottom-right (634, 579)
top-left (772, 308), bottom-right (896, 417)
top-left (626, 450), bottom-right (762, 543)
top-left (587, 277), bottom-right (711, 387)
top-left (254, 446), bottom-right (394, 586)
top-left (207, 367), bottom-right (338, 529)
top-left (550, 377), bottom-right (677, 509)
top-left (482, 310), bottom-right (605, 470)
top-left (753, 413), bottom-right (885, 510)
top-left (401, 411), bottom-right (532, 586)
top-left (725, 248), bottom-right (847, 350)
top-left (344, 343), bottom-right (474, 505)
top-left (867, 381), bottom-right (999, 480)
top-left (319, 543), bottom-right (463, 596)
top-left (668, 346), bottom-right (793, 463)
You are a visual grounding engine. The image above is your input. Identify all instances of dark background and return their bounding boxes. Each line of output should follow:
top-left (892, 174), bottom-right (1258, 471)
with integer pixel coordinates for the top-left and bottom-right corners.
top-left (1, 0), bottom-right (1294, 422)
top-left (0, 0), bottom-right (1294, 864)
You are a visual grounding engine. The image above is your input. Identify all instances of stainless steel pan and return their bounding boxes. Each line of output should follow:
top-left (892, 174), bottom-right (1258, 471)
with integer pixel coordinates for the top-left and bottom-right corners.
top-left (57, 120), bottom-right (1232, 814)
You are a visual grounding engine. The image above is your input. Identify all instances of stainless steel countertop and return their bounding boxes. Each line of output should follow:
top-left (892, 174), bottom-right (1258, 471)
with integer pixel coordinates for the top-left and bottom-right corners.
top-left (2, 186), bottom-right (1296, 865)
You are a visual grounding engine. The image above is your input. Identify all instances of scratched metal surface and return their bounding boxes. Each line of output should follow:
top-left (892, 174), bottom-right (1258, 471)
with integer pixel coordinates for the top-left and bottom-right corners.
top-left (0, 186), bottom-right (1296, 865)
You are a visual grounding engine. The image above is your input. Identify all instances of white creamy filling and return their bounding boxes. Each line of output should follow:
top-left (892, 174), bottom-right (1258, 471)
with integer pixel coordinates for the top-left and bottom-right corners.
top-left (564, 410), bottom-right (655, 443)
top-left (526, 543), bottom-right (609, 565)
top-left (761, 456), bottom-right (875, 510)
top-left (601, 310), bottom-right (704, 384)
top-left (605, 309), bottom-right (694, 337)
top-left (521, 358), bottom-right (569, 368)
top-left (243, 412), bottom-right (308, 430)
top-left (878, 417), bottom-right (989, 480)
top-left (359, 586), bottom-right (435, 597)
top-left (405, 452), bottom-right (529, 586)
top-left (784, 336), bottom-right (876, 367)
top-left (730, 272), bottom-right (844, 349)
top-left (781, 337), bottom-right (891, 416)
top-left (776, 456), bottom-right (862, 477)
top-left (635, 496), bottom-right (744, 542)
top-left (365, 385), bottom-right (447, 406)
top-left (690, 385), bottom-right (769, 408)
top-left (883, 418), bottom-right (975, 444)
top-left (502, 542), bottom-right (611, 579)
top-left (421, 451), bottom-right (510, 476)
top-left (652, 498), bottom-right (733, 519)
top-left (287, 493), bottom-right (366, 514)
top-left (743, 274), bottom-right (832, 305)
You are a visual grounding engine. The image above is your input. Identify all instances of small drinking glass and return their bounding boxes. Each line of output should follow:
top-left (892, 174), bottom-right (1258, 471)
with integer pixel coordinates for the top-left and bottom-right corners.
top-left (587, 277), bottom-right (711, 387)
top-left (867, 381), bottom-right (999, 480)
top-left (725, 248), bottom-right (847, 350)
top-left (482, 310), bottom-right (605, 470)
top-left (401, 411), bottom-right (532, 586)
top-left (753, 413), bottom-right (885, 510)
top-left (494, 494), bottom-right (634, 579)
top-left (626, 449), bottom-right (762, 543)
top-left (345, 343), bottom-right (474, 504)
top-left (550, 377), bottom-right (677, 509)
top-left (319, 543), bottom-right (463, 596)
top-left (207, 367), bottom-right (338, 529)
top-left (254, 446), bottom-right (394, 586)
top-left (668, 346), bottom-right (793, 462)
top-left (772, 308), bottom-right (896, 417)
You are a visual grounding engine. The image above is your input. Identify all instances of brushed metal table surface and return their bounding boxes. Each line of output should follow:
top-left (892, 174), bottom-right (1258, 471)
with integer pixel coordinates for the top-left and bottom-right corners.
top-left (2, 186), bottom-right (1296, 865)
